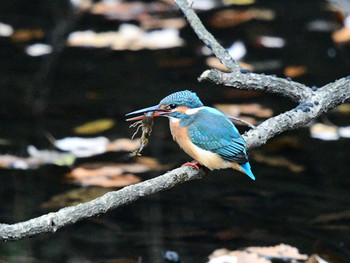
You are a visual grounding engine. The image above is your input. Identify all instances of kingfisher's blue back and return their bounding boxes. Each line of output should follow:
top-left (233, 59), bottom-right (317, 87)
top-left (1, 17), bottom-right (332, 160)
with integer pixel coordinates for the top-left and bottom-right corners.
top-left (177, 106), bottom-right (255, 180)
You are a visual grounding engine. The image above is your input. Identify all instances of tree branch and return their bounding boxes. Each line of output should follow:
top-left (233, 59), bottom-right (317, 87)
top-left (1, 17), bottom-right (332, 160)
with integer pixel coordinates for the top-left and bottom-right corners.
top-left (1, 0), bottom-right (350, 242)
top-left (199, 69), bottom-right (312, 103)
top-left (174, 0), bottom-right (240, 71)
top-left (0, 167), bottom-right (206, 241)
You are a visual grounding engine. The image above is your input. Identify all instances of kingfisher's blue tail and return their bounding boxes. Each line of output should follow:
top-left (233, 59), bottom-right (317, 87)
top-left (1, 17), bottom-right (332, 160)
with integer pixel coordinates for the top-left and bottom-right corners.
top-left (239, 162), bottom-right (255, 180)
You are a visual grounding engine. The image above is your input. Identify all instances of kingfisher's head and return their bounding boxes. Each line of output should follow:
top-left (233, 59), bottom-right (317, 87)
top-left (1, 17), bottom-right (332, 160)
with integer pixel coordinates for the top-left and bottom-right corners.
top-left (126, 90), bottom-right (203, 121)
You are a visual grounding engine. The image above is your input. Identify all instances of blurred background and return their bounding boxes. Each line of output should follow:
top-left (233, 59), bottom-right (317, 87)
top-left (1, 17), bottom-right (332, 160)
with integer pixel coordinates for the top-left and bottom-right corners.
top-left (0, 0), bottom-right (350, 262)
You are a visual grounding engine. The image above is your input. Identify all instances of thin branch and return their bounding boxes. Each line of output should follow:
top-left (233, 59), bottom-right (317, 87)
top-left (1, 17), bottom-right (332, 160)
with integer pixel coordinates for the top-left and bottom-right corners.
top-left (228, 116), bottom-right (256, 129)
top-left (199, 69), bottom-right (312, 103)
top-left (174, 0), bottom-right (240, 71)
top-left (243, 76), bottom-right (350, 149)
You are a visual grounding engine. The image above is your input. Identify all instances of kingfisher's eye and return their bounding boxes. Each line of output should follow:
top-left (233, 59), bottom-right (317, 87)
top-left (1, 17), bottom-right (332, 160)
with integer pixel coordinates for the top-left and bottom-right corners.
top-left (168, 104), bottom-right (177, 109)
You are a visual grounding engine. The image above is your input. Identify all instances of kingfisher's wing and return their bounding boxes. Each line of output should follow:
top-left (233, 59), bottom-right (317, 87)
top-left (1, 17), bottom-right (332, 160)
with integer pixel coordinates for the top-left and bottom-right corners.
top-left (185, 107), bottom-right (248, 163)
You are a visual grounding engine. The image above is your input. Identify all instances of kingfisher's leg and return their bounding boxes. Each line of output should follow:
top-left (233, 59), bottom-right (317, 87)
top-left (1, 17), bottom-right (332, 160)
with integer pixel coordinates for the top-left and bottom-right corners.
top-left (182, 161), bottom-right (201, 170)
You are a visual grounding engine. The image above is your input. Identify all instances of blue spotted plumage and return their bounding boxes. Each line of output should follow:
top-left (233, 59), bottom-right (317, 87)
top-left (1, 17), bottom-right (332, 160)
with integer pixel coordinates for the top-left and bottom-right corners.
top-left (126, 90), bottom-right (255, 180)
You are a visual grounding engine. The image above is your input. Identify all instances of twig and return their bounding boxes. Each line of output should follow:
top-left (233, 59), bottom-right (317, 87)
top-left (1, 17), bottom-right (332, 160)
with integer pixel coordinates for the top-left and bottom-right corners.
top-left (228, 116), bottom-right (256, 129)
top-left (174, 0), bottom-right (240, 71)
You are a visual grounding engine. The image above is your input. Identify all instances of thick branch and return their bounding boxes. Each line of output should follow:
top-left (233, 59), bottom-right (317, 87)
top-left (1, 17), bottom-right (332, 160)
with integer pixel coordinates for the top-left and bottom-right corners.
top-left (0, 167), bottom-right (206, 241)
top-left (243, 76), bottom-right (350, 148)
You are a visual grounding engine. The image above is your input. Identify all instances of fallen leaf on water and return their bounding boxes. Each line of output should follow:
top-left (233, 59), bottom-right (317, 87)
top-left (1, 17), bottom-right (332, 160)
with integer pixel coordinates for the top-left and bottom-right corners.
top-left (251, 151), bottom-right (305, 173)
top-left (25, 43), bottom-right (52, 57)
top-left (73, 119), bottom-right (115, 134)
top-left (77, 173), bottom-right (141, 187)
top-left (54, 136), bottom-right (110, 157)
top-left (335, 103), bottom-right (350, 114)
top-left (90, 1), bottom-right (175, 20)
top-left (0, 147), bottom-right (76, 169)
top-left (67, 166), bottom-right (124, 180)
top-left (310, 123), bottom-right (339, 141)
top-left (209, 248), bottom-right (270, 263)
top-left (27, 145), bottom-right (76, 166)
top-left (135, 156), bottom-right (172, 170)
top-left (66, 165), bottom-right (142, 187)
top-left (66, 156), bottom-right (171, 187)
top-left (67, 24), bottom-right (184, 51)
top-left (257, 36), bottom-right (285, 48)
top-left (338, 126), bottom-right (350, 138)
top-left (0, 22), bottom-right (14, 37)
top-left (246, 244), bottom-right (308, 261)
top-left (11, 29), bottom-right (44, 42)
top-left (68, 158), bottom-right (171, 180)
top-left (332, 27), bottom-right (350, 44)
top-left (284, 65), bottom-right (307, 78)
top-left (0, 154), bottom-right (41, 169)
top-left (54, 137), bottom-right (140, 157)
top-left (141, 17), bottom-right (186, 30)
top-left (208, 9), bottom-right (255, 28)
top-left (208, 8), bottom-right (274, 28)
top-left (209, 244), bottom-right (308, 263)
top-left (106, 138), bottom-right (140, 152)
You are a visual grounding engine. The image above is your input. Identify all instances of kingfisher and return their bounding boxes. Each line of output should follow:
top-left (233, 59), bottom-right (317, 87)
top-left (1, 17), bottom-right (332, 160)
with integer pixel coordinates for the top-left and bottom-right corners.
top-left (126, 90), bottom-right (255, 180)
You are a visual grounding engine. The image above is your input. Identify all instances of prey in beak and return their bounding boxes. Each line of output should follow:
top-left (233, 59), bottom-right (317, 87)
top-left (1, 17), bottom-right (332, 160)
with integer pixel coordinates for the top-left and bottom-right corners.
top-left (126, 105), bottom-right (171, 121)
top-left (126, 105), bottom-right (171, 157)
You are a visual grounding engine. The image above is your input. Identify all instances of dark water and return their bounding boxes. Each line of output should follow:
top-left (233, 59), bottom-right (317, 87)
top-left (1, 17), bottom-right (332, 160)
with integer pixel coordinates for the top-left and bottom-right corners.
top-left (0, 0), bottom-right (350, 262)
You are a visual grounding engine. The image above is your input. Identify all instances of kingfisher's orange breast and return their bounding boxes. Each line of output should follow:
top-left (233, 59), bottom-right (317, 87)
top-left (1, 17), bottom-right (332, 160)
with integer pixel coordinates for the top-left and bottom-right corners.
top-left (169, 119), bottom-right (236, 171)
top-left (169, 119), bottom-right (198, 160)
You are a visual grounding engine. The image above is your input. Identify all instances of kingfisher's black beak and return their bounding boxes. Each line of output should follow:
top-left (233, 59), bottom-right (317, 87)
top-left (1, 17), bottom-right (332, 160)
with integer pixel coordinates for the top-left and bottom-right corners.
top-left (126, 105), bottom-right (171, 121)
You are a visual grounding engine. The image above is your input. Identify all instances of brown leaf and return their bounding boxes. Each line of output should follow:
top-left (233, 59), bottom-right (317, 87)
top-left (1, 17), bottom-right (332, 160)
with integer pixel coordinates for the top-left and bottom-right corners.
top-left (67, 166), bottom-right (124, 180)
top-left (79, 173), bottom-right (141, 187)
top-left (245, 244), bottom-right (308, 261)
top-left (209, 249), bottom-right (271, 263)
top-left (284, 65), bottom-right (307, 78)
top-left (141, 17), bottom-right (186, 30)
top-left (11, 29), bottom-right (44, 42)
top-left (73, 119), bottom-right (115, 135)
top-left (208, 9), bottom-right (255, 28)
top-left (332, 27), bottom-right (350, 44)
top-left (135, 156), bottom-right (172, 171)
top-left (106, 138), bottom-right (140, 152)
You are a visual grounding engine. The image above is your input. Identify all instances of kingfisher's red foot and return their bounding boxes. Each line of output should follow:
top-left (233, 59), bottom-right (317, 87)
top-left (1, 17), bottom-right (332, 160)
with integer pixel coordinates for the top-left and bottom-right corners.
top-left (182, 161), bottom-right (200, 170)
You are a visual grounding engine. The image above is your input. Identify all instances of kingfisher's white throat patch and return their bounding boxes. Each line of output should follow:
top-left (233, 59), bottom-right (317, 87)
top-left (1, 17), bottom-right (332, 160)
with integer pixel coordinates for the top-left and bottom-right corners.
top-left (169, 116), bottom-right (180, 123)
top-left (185, 107), bottom-right (204, 115)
